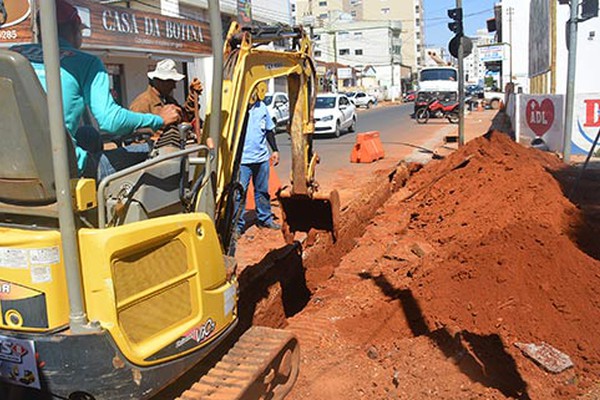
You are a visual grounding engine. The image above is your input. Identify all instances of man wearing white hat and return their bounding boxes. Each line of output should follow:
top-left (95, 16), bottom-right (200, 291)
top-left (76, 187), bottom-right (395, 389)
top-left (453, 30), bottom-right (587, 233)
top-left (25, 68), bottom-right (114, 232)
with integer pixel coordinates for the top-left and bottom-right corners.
top-left (130, 58), bottom-right (203, 130)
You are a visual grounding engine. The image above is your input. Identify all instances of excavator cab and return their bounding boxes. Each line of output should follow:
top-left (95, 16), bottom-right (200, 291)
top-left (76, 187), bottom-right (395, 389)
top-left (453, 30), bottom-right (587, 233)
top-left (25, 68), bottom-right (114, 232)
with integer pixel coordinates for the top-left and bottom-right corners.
top-left (0, 2), bottom-right (301, 400)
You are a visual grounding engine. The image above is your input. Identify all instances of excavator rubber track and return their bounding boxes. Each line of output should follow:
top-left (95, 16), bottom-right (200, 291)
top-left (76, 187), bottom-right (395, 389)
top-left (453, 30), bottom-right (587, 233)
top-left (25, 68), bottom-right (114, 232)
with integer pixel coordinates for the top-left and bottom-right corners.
top-left (176, 326), bottom-right (300, 400)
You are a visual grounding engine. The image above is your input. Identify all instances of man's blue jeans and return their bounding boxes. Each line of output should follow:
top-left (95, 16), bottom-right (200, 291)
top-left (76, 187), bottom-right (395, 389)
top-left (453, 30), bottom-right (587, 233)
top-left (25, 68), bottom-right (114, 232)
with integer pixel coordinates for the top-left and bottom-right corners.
top-left (77, 126), bottom-right (151, 181)
top-left (236, 161), bottom-right (273, 232)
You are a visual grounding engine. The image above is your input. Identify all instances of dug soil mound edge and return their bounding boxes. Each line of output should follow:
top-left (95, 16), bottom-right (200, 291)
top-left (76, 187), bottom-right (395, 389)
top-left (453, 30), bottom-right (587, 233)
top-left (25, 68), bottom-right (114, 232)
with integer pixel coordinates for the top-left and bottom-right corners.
top-left (406, 131), bottom-right (600, 390)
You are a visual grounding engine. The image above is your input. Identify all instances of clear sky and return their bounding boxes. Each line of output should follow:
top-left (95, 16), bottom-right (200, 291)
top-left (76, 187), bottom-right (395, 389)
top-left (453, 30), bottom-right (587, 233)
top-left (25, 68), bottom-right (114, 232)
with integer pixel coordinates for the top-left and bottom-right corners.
top-left (423, 0), bottom-right (498, 48)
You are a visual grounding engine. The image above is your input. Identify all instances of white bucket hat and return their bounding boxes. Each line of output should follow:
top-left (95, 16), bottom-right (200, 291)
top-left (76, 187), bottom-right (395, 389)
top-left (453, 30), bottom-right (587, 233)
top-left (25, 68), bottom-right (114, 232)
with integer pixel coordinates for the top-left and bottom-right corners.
top-left (148, 59), bottom-right (185, 81)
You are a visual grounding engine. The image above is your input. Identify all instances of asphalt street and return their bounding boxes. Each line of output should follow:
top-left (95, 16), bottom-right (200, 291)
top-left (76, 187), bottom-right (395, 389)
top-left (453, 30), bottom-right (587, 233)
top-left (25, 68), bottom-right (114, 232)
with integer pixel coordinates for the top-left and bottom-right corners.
top-left (275, 103), bottom-right (450, 185)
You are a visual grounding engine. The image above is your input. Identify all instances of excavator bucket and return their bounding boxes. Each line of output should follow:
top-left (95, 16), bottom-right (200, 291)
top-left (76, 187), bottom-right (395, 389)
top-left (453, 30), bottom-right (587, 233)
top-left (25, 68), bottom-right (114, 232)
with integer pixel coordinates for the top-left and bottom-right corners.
top-left (278, 188), bottom-right (340, 244)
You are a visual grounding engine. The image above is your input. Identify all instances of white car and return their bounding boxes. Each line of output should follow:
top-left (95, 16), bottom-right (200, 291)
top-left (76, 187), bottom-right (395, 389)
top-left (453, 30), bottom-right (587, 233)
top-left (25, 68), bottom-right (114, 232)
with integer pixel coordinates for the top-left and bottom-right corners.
top-left (347, 91), bottom-right (377, 108)
top-left (314, 94), bottom-right (357, 137)
top-left (264, 92), bottom-right (289, 129)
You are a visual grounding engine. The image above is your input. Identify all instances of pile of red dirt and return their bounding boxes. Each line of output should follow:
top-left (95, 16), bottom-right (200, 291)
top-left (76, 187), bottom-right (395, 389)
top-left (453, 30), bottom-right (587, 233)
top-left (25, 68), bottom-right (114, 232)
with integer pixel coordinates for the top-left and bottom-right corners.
top-left (406, 132), bottom-right (600, 393)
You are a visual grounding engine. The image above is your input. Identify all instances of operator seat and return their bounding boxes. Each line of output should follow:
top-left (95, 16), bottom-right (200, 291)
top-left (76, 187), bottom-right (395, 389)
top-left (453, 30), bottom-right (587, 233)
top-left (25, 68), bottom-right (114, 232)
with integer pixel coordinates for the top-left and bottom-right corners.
top-left (0, 49), bottom-right (77, 219)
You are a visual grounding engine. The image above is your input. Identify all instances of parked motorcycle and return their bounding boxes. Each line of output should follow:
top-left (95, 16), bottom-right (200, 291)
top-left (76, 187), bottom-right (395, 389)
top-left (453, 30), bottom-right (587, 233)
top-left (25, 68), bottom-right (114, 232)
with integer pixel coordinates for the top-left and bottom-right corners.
top-left (415, 98), bottom-right (459, 124)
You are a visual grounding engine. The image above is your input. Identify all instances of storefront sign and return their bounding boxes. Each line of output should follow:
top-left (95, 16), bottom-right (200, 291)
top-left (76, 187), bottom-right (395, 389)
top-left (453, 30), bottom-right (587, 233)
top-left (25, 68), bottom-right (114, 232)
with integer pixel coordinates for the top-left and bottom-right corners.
top-left (516, 94), bottom-right (564, 152)
top-left (337, 67), bottom-right (352, 79)
top-left (479, 45), bottom-right (504, 62)
top-left (76, 0), bottom-right (211, 55)
top-left (0, 0), bottom-right (212, 56)
top-left (0, 0), bottom-right (31, 43)
top-left (572, 93), bottom-right (600, 155)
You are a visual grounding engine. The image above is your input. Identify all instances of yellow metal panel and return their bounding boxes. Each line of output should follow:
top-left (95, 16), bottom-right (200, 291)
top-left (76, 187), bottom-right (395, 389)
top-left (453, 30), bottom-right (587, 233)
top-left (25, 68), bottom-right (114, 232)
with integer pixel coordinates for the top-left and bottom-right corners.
top-left (112, 240), bottom-right (188, 302)
top-left (71, 178), bottom-right (97, 211)
top-left (0, 228), bottom-right (69, 331)
top-left (78, 213), bottom-right (237, 365)
top-left (119, 281), bottom-right (193, 344)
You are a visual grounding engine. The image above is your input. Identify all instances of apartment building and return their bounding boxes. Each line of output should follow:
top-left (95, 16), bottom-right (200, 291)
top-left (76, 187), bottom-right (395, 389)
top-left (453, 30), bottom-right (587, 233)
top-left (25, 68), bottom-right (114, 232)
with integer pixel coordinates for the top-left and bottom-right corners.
top-left (313, 20), bottom-right (402, 96)
top-left (295, 0), bottom-right (425, 71)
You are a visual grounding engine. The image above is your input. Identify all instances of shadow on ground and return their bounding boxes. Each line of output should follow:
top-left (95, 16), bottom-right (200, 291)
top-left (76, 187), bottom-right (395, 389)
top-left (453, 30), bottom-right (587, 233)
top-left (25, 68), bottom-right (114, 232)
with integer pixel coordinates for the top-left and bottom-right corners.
top-left (359, 271), bottom-right (530, 400)
top-left (551, 164), bottom-right (600, 262)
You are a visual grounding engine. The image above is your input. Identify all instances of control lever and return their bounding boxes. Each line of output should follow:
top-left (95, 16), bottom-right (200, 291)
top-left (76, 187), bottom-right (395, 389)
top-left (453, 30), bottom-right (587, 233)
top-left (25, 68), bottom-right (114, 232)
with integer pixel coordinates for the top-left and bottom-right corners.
top-left (178, 122), bottom-right (193, 150)
top-left (178, 123), bottom-right (193, 205)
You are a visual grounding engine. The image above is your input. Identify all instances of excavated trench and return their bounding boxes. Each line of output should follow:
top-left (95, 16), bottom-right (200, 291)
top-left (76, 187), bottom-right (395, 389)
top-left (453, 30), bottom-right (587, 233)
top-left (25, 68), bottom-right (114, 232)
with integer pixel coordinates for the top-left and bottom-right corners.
top-left (236, 162), bottom-right (417, 331)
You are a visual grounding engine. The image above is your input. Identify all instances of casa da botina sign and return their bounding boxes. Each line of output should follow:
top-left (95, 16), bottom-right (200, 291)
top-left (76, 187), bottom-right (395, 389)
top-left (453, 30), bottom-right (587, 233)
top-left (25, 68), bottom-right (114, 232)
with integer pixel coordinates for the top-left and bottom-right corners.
top-left (0, 0), bottom-right (212, 56)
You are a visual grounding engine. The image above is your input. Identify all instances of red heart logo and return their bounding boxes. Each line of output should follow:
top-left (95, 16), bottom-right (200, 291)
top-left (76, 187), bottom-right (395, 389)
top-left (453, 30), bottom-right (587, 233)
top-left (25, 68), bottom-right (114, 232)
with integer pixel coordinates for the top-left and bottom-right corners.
top-left (526, 99), bottom-right (555, 137)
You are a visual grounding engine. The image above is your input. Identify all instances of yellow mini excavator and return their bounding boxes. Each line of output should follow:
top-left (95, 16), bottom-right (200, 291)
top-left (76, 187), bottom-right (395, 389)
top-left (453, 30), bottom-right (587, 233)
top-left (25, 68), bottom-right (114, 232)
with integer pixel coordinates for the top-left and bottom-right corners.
top-left (0, 1), bottom-right (338, 400)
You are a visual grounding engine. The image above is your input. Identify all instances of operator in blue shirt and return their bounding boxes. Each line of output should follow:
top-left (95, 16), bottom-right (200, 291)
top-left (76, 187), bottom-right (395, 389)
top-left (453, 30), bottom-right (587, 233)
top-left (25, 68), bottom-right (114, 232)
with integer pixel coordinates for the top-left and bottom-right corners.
top-left (236, 81), bottom-right (280, 236)
top-left (11, 0), bottom-right (180, 180)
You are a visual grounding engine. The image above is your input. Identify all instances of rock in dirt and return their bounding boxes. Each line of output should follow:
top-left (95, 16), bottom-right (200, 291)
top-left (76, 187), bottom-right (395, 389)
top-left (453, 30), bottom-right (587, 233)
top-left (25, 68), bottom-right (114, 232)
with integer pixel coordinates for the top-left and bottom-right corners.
top-left (367, 346), bottom-right (379, 360)
top-left (514, 342), bottom-right (574, 373)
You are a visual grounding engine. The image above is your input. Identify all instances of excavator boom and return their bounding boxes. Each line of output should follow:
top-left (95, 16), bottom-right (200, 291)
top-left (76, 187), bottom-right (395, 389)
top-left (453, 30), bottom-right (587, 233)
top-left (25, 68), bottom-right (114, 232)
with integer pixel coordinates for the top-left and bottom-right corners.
top-left (201, 23), bottom-right (340, 250)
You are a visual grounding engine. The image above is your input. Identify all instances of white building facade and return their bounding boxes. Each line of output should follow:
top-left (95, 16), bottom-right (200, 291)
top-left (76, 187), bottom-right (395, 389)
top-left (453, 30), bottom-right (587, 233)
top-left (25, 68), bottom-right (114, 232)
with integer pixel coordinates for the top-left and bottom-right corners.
top-left (313, 20), bottom-right (402, 97)
top-left (464, 29), bottom-right (495, 85)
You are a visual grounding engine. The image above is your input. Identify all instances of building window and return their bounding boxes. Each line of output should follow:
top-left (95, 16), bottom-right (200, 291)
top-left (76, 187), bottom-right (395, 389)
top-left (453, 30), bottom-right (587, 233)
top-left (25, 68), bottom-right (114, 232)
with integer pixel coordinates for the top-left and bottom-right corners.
top-left (350, 0), bottom-right (361, 5)
top-left (355, 49), bottom-right (363, 55)
top-left (416, 18), bottom-right (420, 26)
top-left (291, 4), bottom-right (296, 12)
top-left (381, 7), bottom-right (390, 15)
top-left (319, 1), bottom-right (327, 6)
top-left (351, 10), bottom-right (357, 17)
top-left (315, 50), bottom-right (322, 57)
top-left (318, 13), bottom-right (328, 19)
top-left (313, 34), bottom-right (321, 41)
top-left (338, 31), bottom-right (349, 39)
top-left (416, 32), bottom-right (420, 39)
top-left (339, 49), bottom-right (350, 55)
top-left (393, 45), bottom-right (401, 54)
top-left (354, 31), bottom-right (362, 37)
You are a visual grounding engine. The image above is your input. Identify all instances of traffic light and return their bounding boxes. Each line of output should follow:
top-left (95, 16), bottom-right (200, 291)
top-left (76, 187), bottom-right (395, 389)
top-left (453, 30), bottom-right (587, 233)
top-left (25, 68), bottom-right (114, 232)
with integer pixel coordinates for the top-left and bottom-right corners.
top-left (448, 8), bottom-right (463, 36)
top-left (582, 0), bottom-right (599, 20)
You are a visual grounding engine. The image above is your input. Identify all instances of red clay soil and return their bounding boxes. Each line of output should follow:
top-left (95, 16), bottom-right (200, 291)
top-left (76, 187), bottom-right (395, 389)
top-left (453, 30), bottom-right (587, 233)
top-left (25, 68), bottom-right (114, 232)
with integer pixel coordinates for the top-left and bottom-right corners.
top-left (281, 131), bottom-right (600, 399)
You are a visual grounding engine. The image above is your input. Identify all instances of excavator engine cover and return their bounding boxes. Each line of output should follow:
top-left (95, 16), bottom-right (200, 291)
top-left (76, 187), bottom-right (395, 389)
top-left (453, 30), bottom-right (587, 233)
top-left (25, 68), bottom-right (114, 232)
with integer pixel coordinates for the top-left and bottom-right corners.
top-left (278, 188), bottom-right (340, 244)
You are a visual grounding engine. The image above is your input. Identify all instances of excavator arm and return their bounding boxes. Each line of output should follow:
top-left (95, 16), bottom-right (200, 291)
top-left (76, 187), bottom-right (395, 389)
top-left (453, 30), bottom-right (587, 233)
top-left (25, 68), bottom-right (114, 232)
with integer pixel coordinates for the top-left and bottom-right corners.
top-left (199, 23), bottom-right (339, 252)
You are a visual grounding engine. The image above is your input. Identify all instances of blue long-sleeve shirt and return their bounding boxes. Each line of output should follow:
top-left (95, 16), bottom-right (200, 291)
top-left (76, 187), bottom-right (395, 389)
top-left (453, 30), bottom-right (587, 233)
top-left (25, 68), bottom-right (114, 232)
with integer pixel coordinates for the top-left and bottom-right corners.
top-left (11, 39), bottom-right (163, 175)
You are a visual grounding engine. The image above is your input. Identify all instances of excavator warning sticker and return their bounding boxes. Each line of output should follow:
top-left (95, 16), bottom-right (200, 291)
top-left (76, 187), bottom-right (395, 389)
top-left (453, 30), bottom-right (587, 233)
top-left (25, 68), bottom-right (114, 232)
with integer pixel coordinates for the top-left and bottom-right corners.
top-left (30, 266), bottom-right (52, 284)
top-left (29, 247), bottom-right (60, 265)
top-left (0, 248), bottom-right (28, 269)
top-left (0, 247), bottom-right (60, 270)
top-left (0, 336), bottom-right (40, 389)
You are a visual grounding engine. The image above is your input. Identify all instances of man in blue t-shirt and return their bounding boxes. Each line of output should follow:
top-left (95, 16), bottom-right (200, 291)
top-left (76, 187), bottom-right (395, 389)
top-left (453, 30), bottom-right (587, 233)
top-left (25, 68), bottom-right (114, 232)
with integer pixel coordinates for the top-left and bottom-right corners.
top-left (11, 0), bottom-right (180, 180)
top-left (236, 81), bottom-right (280, 235)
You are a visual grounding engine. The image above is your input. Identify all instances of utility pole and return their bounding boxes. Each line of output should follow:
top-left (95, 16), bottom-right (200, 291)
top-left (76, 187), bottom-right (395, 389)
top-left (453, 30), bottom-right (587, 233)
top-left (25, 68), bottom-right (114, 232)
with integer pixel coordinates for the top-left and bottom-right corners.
top-left (390, 28), bottom-right (395, 101)
top-left (449, 0), bottom-right (465, 146)
top-left (332, 29), bottom-right (338, 92)
top-left (563, 0), bottom-right (579, 163)
top-left (508, 7), bottom-right (514, 84)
